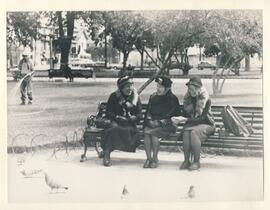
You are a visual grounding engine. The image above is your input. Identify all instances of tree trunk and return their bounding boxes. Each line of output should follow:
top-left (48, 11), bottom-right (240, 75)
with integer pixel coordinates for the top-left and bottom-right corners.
top-left (104, 33), bottom-right (108, 68)
top-left (245, 55), bottom-right (250, 72)
top-left (199, 47), bottom-right (202, 61)
top-left (140, 50), bottom-right (144, 71)
top-left (57, 11), bottom-right (75, 68)
top-left (123, 51), bottom-right (129, 69)
top-left (59, 37), bottom-right (72, 66)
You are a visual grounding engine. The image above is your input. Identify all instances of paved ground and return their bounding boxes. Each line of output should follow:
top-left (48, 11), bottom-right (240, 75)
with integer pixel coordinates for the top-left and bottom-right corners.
top-left (8, 149), bottom-right (263, 203)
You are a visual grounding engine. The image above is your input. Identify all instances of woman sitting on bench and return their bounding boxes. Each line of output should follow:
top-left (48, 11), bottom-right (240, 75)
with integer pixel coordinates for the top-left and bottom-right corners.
top-left (144, 76), bottom-right (181, 168)
top-left (172, 76), bottom-right (215, 170)
top-left (101, 75), bottom-right (142, 167)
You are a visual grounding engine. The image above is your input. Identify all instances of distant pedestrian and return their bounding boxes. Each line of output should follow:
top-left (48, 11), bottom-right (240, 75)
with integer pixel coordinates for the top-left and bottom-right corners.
top-left (18, 49), bottom-right (34, 105)
top-left (62, 64), bottom-right (73, 82)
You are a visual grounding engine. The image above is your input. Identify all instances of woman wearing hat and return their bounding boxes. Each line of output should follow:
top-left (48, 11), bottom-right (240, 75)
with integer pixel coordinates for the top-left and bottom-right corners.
top-left (143, 76), bottom-right (181, 168)
top-left (172, 76), bottom-right (215, 170)
top-left (101, 75), bottom-right (142, 166)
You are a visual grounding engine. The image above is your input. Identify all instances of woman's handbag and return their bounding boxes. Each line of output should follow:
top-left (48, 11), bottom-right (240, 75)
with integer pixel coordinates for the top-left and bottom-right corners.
top-left (95, 117), bottom-right (112, 129)
top-left (87, 115), bottom-right (112, 129)
top-left (221, 105), bottom-right (253, 137)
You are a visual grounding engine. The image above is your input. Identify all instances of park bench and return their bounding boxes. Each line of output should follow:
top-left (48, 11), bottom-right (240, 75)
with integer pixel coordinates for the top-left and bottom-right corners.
top-left (80, 102), bottom-right (263, 162)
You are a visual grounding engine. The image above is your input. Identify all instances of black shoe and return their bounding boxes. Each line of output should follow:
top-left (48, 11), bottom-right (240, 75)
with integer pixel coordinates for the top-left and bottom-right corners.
top-left (103, 151), bottom-right (111, 167)
top-left (150, 159), bottom-right (158, 168)
top-left (143, 159), bottom-right (151, 168)
top-left (80, 154), bottom-right (87, 162)
top-left (20, 102), bottom-right (26, 105)
top-left (28, 101), bottom-right (32, 105)
top-left (179, 161), bottom-right (191, 170)
top-left (188, 162), bottom-right (200, 170)
top-left (103, 157), bottom-right (111, 167)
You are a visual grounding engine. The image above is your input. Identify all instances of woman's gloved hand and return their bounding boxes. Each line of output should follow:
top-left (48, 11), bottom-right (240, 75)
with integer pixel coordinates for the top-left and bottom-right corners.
top-left (147, 120), bottom-right (160, 128)
top-left (129, 115), bottom-right (137, 122)
top-left (115, 115), bottom-right (128, 125)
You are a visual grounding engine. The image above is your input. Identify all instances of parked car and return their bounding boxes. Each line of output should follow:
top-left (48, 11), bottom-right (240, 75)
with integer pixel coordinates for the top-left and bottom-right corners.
top-left (70, 53), bottom-right (97, 68)
top-left (118, 67), bottom-right (157, 78)
top-left (197, 61), bottom-right (217, 70)
top-left (168, 61), bottom-right (193, 70)
top-left (108, 62), bottom-right (123, 69)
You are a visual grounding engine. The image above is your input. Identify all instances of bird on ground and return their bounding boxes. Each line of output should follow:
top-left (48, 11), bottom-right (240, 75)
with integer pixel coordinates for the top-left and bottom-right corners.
top-left (20, 169), bottom-right (43, 177)
top-left (187, 185), bottom-right (195, 199)
top-left (17, 158), bottom-right (25, 166)
top-left (121, 185), bottom-right (129, 199)
top-left (43, 172), bottom-right (68, 192)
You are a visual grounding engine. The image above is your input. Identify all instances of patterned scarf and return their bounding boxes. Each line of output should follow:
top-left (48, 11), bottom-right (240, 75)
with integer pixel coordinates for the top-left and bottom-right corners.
top-left (183, 86), bottom-right (209, 118)
top-left (115, 87), bottom-right (139, 117)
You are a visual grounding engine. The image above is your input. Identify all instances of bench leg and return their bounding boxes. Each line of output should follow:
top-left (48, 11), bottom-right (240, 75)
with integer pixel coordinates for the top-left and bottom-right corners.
top-left (80, 144), bottom-right (88, 162)
top-left (95, 141), bottom-right (104, 158)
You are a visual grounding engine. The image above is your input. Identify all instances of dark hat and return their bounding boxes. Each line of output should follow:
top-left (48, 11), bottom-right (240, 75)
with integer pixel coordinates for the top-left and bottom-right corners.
top-left (186, 76), bottom-right (202, 88)
top-left (117, 75), bottom-right (133, 89)
top-left (155, 76), bottom-right (172, 88)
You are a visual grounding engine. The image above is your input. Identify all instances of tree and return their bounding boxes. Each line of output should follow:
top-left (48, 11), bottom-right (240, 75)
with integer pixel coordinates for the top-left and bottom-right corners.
top-left (137, 10), bottom-right (210, 93)
top-left (7, 12), bottom-right (42, 67)
top-left (104, 11), bottom-right (149, 69)
top-left (201, 10), bottom-right (262, 95)
top-left (7, 12), bottom-right (41, 48)
top-left (43, 11), bottom-right (77, 69)
top-left (134, 29), bottom-right (155, 70)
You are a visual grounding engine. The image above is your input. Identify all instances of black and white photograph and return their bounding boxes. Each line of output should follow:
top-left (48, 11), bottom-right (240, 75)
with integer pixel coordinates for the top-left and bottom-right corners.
top-left (1, 0), bottom-right (269, 209)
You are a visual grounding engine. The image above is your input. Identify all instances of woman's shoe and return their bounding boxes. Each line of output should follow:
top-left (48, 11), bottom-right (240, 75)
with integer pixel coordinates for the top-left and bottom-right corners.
top-left (143, 159), bottom-right (151, 168)
top-left (103, 157), bottom-right (112, 167)
top-left (150, 159), bottom-right (158, 168)
top-left (188, 162), bottom-right (200, 170)
top-left (179, 161), bottom-right (191, 170)
top-left (103, 151), bottom-right (111, 167)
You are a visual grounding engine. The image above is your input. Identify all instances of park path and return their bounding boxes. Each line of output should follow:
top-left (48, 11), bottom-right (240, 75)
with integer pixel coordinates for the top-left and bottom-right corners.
top-left (8, 149), bottom-right (263, 203)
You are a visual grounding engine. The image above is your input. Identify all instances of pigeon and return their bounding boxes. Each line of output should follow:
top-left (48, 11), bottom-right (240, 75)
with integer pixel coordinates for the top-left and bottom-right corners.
top-left (121, 185), bottom-right (129, 199)
top-left (180, 185), bottom-right (196, 200)
top-left (17, 158), bottom-right (25, 166)
top-left (43, 172), bottom-right (68, 192)
top-left (187, 185), bottom-right (195, 199)
top-left (20, 169), bottom-right (43, 177)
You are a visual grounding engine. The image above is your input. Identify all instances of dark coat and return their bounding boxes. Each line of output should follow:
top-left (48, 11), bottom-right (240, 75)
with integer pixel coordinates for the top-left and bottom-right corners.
top-left (103, 90), bottom-right (142, 152)
top-left (144, 90), bottom-right (181, 138)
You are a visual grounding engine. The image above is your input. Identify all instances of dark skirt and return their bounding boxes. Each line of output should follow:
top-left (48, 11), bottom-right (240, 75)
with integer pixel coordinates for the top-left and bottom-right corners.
top-left (144, 124), bottom-right (177, 139)
top-left (102, 125), bottom-right (141, 152)
top-left (181, 124), bottom-right (216, 143)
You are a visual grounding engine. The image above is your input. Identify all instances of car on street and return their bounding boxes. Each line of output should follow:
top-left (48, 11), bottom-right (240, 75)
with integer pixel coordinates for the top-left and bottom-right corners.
top-left (168, 61), bottom-right (193, 70)
top-left (70, 53), bottom-right (104, 68)
top-left (197, 61), bottom-right (217, 70)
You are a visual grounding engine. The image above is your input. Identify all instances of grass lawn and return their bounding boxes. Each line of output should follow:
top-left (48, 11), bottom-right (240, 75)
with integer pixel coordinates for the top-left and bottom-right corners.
top-left (7, 78), bottom-right (262, 146)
